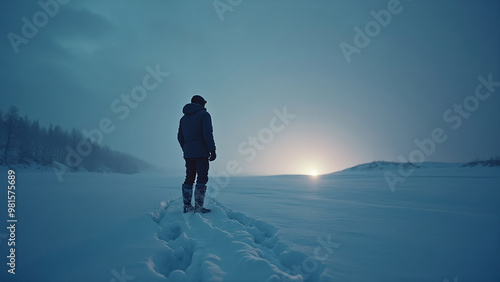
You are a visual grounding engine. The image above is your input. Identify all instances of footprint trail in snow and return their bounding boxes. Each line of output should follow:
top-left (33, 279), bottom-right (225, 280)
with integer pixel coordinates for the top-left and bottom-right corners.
top-left (149, 198), bottom-right (331, 282)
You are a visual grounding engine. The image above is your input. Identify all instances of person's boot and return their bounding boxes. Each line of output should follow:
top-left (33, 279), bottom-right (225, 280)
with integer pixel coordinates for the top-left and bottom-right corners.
top-left (182, 184), bottom-right (194, 213)
top-left (194, 184), bottom-right (211, 213)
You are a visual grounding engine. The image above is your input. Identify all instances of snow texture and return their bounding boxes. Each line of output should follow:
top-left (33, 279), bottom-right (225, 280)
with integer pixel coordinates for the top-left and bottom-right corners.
top-left (149, 198), bottom-right (329, 282)
top-left (0, 163), bottom-right (499, 281)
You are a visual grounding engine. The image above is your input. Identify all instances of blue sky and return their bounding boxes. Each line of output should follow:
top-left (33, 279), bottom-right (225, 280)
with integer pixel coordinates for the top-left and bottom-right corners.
top-left (1, 0), bottom-right (499, 175)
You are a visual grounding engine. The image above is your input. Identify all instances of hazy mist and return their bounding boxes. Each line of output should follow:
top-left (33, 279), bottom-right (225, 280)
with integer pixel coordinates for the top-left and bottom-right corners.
top-left (1, 0), bottom-right (499, 176)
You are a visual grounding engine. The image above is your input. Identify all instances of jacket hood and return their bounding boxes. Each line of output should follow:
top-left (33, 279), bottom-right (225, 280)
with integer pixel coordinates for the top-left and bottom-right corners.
top-left (182, 103), bottom-right (205, 115)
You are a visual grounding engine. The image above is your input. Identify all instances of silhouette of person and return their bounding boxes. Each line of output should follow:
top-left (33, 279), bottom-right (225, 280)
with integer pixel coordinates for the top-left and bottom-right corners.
top-left (177, 95), bottom-right (216, 213)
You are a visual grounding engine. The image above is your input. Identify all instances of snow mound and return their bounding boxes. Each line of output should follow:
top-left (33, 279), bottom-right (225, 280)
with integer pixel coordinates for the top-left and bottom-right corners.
top-left (334, 161), bottom-right (468, 174)
top-left (462, 159), bottom-right (500, 167)
top-left (344, 161), bottom-right (420, 171)
top-left (149, 198), bottom-right (330, 282)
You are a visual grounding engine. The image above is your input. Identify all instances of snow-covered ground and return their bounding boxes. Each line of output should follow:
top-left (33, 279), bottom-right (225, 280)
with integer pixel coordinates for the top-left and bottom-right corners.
top-left (0, 164), bottom-right (499, 281)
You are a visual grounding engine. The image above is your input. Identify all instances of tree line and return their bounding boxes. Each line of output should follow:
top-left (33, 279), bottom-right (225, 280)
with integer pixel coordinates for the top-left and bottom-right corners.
top-left (0, 106), bottom-right (152, 174)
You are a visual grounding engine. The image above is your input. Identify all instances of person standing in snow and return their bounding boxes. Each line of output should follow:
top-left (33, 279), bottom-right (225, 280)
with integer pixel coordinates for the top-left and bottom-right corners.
top-left (177, 95), bottom-right (216, 213)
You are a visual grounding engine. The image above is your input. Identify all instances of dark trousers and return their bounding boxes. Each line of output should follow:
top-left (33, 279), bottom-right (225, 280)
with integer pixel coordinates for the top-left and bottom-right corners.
top-left (184, 157), bottom-right (209, 185)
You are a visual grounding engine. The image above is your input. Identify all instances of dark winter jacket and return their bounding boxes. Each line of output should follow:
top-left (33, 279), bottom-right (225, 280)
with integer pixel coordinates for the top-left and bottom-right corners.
top-left (177, 103), bottom-right (216, 159)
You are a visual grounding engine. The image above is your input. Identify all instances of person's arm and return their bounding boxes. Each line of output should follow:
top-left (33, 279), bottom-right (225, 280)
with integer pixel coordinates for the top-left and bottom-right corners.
top-left (202, 112), bottom-right (216, 153)
top-left (177, 121), bottom-right (184, 148)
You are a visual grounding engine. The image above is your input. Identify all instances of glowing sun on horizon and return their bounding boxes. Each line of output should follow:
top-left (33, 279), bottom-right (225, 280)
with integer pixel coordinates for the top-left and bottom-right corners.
top-left (309, 170), bottom-right (318, 177)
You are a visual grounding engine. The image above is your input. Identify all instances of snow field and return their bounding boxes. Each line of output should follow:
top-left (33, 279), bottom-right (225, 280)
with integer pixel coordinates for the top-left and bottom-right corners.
top-left (0, 164), bottom-right (499, 281)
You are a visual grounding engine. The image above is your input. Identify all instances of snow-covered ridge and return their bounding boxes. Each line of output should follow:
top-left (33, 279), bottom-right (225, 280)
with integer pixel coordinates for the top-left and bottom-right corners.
top-left (462, 159), bottom-right (500, 167)
top-left (335, 159), bottom-right (500, 174)
top-left (149, 198), bottom-right (332, 282)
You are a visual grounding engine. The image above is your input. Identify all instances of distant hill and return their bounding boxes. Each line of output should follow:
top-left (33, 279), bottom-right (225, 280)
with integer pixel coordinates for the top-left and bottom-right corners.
top-left (461, 159), bottom-right (500, 168)
top-left (332, 159), bottom-right (500, 175)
